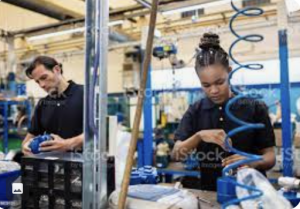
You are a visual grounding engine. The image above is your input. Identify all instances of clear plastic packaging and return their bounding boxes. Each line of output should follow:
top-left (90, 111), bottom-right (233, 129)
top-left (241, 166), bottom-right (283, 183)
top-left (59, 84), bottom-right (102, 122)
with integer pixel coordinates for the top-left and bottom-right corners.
top-left (236, 168), bottom-right (292, 209)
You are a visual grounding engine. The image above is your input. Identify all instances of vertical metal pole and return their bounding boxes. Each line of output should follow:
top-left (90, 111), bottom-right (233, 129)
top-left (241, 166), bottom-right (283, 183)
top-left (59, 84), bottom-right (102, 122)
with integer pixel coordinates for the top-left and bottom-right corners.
top-left (98, 0), bottom-right (109, 207)
top-left (83, 0), bottom-right (96, 208)
top-left (279, 29), bottom-right (293, 177)
top-left (143, 62), bottom-right (153, 166)
top-left (4, 103), bottom-right (8, 154)
top-left (84, 0), bottom-right (109, 208)
top-left (137, 140), bottom-right (144, 168)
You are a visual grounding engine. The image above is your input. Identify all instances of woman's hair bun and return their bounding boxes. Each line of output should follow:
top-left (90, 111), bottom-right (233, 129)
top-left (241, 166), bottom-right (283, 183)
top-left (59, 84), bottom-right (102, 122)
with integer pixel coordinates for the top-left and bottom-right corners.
top-left (199, 33), bottom-right (221, 50)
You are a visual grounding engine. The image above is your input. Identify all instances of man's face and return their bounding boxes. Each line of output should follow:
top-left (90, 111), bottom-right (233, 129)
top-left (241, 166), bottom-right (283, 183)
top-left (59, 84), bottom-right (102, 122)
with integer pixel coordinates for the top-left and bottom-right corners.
top-left (197, 64), bottom-right (231, 104)
top-left (31, 64), bottom-right (61, 94)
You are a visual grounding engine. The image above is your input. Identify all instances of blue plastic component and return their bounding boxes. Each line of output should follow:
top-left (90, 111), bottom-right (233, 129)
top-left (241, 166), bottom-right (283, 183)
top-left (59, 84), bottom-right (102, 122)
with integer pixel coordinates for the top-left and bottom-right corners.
top-left (130, 166), bottom-right (158, 185)
top-left (16, 83), bottom-right (26, 96)
top-left (0, 170), bottom-right (21, 208)
top-left (29, 134), bottom-right (52, 154)
top-left (283, 191), bottom-right (300, 207)
top-left (217, 177), bottom-right (237, 204)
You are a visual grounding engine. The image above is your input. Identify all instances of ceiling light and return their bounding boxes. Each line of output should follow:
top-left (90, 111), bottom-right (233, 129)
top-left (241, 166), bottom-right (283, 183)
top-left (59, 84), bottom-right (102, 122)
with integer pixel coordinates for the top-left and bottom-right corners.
top-left (27, 20), bottom-right (124, 41)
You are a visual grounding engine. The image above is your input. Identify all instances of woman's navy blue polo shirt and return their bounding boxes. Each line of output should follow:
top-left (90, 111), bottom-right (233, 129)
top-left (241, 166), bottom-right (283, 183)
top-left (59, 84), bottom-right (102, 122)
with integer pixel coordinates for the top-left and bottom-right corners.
top-left (174, 97), bottom-right (275, 191)
top-left (28, 81), bottom-right (83, 139)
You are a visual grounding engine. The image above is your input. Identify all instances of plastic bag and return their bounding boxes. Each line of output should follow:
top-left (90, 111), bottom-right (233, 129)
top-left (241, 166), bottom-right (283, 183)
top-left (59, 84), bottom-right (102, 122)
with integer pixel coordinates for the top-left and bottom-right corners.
top-left (236, 168), bottom-right (292, 209)
top-left (115, 127), bottom-right (132, 190)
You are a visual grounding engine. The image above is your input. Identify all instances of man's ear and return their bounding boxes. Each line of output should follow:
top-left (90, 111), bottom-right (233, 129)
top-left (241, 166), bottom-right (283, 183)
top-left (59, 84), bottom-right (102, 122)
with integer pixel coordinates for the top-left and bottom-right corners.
top-left (53, 65), bottom-right (62, 74)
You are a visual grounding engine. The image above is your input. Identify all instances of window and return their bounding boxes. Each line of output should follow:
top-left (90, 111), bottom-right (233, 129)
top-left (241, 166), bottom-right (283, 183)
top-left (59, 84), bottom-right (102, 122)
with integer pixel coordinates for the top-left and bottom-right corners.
top-left (242, 0), bottom-right (271, 7)
top-left (181, 9), bottom-right (204, 19)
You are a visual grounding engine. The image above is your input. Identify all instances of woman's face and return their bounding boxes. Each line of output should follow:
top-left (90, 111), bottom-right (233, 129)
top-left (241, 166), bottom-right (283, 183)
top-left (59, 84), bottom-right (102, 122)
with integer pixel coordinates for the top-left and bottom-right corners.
top-left (197, 64), bottom-right (231, 104)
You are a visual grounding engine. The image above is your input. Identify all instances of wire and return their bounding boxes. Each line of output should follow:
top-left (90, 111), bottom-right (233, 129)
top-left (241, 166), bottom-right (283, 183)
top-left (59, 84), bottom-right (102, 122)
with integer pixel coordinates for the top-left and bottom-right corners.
top-left (221, 1), bottom-right (266, 208)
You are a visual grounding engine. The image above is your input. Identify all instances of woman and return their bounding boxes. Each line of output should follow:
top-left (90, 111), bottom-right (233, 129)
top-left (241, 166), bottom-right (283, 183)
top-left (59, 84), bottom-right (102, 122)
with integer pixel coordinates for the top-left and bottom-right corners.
top-left (172, 33), bottom-right (276, 191)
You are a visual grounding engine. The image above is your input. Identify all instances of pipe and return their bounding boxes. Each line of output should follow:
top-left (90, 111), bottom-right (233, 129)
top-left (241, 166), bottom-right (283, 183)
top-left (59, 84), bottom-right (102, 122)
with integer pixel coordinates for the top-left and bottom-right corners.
top-left (134, 0), bottom-right (152, 9)
top-left (1, 0), bottom-right (73, 21)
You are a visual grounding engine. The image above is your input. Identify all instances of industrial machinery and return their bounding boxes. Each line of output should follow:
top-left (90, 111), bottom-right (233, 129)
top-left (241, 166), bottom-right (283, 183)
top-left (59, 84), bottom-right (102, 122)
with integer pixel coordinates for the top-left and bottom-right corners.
top-left (152, 43), bottom-right (185, 69)
top-left (123, 47), bottom-right (142, 91)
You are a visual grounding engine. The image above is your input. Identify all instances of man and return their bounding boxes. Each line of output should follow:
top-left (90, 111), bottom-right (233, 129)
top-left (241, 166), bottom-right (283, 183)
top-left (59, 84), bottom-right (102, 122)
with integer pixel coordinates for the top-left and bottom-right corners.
top-left (22, 56), bottom-right (83, 155)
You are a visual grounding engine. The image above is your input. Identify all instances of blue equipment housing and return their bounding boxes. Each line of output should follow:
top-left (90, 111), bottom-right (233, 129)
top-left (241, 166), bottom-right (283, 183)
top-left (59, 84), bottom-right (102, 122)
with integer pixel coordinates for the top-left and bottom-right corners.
top-left (29, 134), bottom-right (52, 154)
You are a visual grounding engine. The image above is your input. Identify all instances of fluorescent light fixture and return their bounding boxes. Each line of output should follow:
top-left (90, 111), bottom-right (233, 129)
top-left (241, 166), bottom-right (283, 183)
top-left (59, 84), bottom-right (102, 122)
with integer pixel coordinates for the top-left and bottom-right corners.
top-left (108, 20), bottom-right (124, 26)
top-left (27, 20), bottom-right (124, 41)
top-left (285, 0), bottom-right (300, 14)
top-left (27, 27), bottom-right (85, 41)
top-left (162, 0), bottom-right (231, 16)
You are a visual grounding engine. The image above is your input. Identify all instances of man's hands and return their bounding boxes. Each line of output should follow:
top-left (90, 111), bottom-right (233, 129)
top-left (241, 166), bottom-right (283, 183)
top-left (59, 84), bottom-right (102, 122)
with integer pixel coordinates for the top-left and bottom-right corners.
top-left (197, 129), bottom-right (232, 151)
top-left (22, 139), bottom-right (34, 156)
top-left (39, 134), bottom-right (70, 152)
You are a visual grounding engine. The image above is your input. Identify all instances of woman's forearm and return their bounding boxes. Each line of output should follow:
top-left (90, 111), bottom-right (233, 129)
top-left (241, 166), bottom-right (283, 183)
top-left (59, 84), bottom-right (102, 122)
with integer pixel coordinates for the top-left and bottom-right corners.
top-left (171, 132), bottom-right (201, 161)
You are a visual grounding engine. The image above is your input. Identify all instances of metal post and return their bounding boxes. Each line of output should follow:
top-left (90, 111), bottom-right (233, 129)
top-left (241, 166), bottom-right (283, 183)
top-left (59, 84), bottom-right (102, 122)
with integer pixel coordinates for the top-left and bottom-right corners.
top-left (141, 27), bottom-right (154, 167)
top-left (97, 0), bottom-right (109, 207)
top-left (4, 103), bottom-right (8, 154)
top-left (83, 0), bottom-right (109, 208)
top-left (83, 0), bottom-right (96, 208)
top-left (143, 63), bottom-right (153, 166)
top-left (279, 29), bottom-right (293, 177)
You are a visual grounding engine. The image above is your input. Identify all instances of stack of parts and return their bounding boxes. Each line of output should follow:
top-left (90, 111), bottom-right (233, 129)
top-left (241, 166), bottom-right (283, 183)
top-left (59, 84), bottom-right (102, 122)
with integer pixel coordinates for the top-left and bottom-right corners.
top-left (109, 185), bottom-right (198, 209)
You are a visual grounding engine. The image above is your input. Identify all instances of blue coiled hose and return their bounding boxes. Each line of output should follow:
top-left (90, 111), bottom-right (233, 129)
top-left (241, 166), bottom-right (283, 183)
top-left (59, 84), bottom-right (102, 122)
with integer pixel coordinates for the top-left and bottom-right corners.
top-left (221, 1), bottom-right (267, 208)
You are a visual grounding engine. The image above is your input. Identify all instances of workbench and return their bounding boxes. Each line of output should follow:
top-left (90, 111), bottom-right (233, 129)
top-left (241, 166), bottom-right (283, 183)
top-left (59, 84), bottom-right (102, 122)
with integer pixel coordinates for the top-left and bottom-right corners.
top-left (158, 182), bottom-right (220, 208)
top-left (189, 189), bottom-right (220, 209)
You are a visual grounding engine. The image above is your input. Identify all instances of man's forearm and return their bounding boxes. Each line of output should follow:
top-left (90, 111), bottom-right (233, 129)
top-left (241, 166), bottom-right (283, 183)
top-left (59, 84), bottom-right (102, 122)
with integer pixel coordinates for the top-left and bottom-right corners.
top-left (22, 133), bottom-right (35, 146)
top-left (66, 133), bottom-right (83, 151)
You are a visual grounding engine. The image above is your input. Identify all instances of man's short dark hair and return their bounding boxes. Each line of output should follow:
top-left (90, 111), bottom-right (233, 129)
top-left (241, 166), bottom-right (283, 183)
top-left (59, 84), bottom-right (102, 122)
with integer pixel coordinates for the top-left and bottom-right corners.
top-left (26, 56), bottom-right (63, 78)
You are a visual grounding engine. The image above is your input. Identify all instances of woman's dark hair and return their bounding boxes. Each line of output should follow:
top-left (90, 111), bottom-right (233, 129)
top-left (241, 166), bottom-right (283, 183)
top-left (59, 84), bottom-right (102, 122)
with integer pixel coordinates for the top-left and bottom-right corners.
top-left (25, 56), bottom-right (63, 78)
top-left (195, 33), bottom-right (229, 72)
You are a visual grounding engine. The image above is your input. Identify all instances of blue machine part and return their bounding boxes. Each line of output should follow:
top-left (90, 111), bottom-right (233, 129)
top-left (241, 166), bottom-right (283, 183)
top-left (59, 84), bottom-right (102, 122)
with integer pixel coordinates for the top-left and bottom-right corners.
top-left (29, 134), bottom-right (53, 154)
top-left (130, 166), bottom-right (158, 185)
top-left (153, 44), bottom-right (177, 59)
top-left (16, 83), bottom-right (26, 96)
top-left (217, 1), bottom-right (266, 208)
